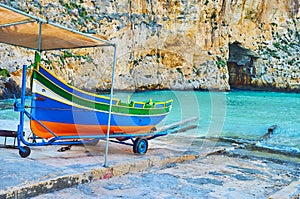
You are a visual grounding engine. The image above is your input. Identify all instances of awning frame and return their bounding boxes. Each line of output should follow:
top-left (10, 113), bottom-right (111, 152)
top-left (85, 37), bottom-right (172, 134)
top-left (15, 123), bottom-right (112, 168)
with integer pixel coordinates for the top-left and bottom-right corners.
top-left (0, 2), bottom-right (115, 51)
top-left (0, 3), bottom-right (116, 167)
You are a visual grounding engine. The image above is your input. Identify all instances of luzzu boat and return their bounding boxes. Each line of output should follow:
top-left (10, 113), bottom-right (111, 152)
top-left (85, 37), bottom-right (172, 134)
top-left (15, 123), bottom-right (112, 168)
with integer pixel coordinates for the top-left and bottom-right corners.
top-left (31, 63), bottom-right (173, 139)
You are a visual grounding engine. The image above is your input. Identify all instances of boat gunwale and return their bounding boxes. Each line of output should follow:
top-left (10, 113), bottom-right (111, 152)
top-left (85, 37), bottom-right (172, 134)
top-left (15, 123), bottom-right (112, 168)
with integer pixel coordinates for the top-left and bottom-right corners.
top-left (32, 88), bottom-right (171, 117)
top-left (37, 64), bottom-right (119, 102)
top-left (32, 68), bottom-right (173, 115)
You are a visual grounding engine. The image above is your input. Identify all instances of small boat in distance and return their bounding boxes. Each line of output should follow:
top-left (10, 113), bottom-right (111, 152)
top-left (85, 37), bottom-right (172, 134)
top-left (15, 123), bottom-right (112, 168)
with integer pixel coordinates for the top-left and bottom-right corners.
top-left (31, 63), bottom-right (173, 139)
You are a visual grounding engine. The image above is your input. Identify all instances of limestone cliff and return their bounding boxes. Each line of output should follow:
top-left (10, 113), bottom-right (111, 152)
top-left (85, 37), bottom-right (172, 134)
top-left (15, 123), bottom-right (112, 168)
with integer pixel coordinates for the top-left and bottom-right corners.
top-left (0, 0), bottom-right (299, 98)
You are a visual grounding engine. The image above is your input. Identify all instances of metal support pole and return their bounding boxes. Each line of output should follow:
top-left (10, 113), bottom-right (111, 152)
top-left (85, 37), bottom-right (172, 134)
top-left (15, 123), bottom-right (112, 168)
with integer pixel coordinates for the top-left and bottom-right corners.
top-left (17, 65), bottom-right (27, 150)
top-left (104, 44), bottom-right (117, 167)
top-left (37, 21), bottom-right (42, 52)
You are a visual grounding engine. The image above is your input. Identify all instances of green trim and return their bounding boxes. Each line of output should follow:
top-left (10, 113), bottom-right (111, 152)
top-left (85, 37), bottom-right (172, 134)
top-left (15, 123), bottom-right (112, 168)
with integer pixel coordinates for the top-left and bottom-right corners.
top-left (33, 71), bottom-right (171, 115)
top-left (29, 51), bottom-right (41, 69)
top-left (39, 63), bottom-right (120, 103)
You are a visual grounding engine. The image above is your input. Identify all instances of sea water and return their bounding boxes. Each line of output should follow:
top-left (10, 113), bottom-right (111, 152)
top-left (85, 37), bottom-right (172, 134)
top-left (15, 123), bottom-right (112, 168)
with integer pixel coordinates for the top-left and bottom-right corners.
top-left (0, 90), bottom-right (299, 153)
top-left (113, 90), bottom-right (300, 154)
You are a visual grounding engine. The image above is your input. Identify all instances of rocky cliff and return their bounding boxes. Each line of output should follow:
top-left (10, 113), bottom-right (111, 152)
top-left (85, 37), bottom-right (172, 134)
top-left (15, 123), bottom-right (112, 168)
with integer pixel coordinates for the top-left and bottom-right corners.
top-left (0, 0), bottom-right (299, 98)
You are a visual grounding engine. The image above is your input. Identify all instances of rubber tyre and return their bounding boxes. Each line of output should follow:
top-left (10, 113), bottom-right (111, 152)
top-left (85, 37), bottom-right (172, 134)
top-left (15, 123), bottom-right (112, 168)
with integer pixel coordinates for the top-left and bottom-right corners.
top-left (19, 146), bottom-right (31, 158)
top-left (133, 138), bottom-right (148, 155)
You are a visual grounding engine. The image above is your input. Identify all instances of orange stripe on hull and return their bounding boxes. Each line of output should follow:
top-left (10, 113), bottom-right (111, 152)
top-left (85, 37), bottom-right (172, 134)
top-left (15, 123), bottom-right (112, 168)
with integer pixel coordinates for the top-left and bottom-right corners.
top-left (30, 120), bottom-right (155, 139)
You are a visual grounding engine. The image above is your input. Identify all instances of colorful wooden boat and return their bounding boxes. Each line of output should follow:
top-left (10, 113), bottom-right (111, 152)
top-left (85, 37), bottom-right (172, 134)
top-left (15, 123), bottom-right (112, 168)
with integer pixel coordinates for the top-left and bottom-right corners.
top-left (30, 64), bottom-right (173, 139)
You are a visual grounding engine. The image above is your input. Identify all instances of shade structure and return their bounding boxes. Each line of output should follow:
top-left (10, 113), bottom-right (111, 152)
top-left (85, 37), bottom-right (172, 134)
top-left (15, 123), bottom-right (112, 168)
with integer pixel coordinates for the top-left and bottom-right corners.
top-left (0, 3), bottom-right (113, 51)
top-left (0, 3), bottom-right (117, 167)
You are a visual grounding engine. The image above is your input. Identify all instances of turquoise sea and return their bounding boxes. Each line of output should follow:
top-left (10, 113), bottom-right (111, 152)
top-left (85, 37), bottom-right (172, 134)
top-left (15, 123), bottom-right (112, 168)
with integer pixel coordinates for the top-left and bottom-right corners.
top-left (0, 90), bottom-right (299, 154)
top-left (111, 90), bottom-right (300, 155)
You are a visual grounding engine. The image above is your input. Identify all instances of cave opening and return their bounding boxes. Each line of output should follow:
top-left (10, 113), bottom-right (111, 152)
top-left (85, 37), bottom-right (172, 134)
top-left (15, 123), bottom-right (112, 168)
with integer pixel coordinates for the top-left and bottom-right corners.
top-left (227, 41), bottom-right (259, 89)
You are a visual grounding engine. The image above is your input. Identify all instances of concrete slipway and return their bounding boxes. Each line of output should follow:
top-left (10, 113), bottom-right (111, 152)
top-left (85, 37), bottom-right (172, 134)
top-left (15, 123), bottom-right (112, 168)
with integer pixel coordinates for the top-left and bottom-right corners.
top-left (0, 132), bottom-right (299, 199)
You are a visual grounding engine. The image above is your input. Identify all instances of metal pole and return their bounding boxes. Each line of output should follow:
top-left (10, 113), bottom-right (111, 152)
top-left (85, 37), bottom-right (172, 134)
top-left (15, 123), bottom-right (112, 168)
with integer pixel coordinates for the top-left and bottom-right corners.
top-left (17, 65), bottom-right (27, 149)
top-left (104, 44), bottom-right (117, 167)
top-left (38, 21), bottom-right (42, 51)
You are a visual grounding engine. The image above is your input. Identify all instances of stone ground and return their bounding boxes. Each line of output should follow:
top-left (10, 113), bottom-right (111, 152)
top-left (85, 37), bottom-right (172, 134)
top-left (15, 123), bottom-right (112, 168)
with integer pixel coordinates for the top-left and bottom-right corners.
top-left (0, 132), bottom-right (300, 199)
top-left (32, 153), bottom-right (300, 199)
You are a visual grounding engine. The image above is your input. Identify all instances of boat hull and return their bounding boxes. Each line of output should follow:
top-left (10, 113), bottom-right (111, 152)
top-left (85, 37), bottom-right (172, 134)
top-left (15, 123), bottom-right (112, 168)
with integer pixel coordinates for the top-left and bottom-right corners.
top-left (31, 94), bottom-right (167, 138)
top-left (30, 65), bottom-right (172, 139)
top-left (30, 121), bottom-right (156, 139)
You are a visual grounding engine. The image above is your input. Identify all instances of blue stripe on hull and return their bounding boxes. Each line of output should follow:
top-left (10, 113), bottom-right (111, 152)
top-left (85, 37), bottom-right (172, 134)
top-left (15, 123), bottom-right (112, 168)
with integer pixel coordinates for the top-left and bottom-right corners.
top-left (31, 94), bottom-right (167, 127)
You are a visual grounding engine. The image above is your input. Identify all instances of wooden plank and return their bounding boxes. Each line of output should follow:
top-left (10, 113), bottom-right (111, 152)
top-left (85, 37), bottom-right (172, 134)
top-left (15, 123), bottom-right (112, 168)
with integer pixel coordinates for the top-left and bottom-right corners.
top-left (169, 124), bottom-right (198, 134)
top-left (0, 130), bottom-right (17, 137)
top-left (153, 117), bottom-right (198, 132)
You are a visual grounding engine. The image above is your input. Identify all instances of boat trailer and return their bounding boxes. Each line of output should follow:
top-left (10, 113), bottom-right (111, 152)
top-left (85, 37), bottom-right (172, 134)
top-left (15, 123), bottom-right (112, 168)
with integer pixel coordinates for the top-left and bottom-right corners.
top-left (0, 90), bottom-right (198, 157)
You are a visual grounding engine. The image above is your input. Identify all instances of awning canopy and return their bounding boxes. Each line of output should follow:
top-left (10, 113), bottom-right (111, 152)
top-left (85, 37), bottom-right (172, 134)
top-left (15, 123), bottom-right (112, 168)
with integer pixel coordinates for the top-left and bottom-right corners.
top-left (0, 3), bottom-right (114, 51)
top-left (0, 3), bottom-right (118, 167)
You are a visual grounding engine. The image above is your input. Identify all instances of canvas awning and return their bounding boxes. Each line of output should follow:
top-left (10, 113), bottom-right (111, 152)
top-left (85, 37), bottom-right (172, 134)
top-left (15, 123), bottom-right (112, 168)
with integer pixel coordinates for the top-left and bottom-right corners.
top-left (0, 3), bottom-right (117, 167)
top-left (0, 3), bottom-right (114, 51)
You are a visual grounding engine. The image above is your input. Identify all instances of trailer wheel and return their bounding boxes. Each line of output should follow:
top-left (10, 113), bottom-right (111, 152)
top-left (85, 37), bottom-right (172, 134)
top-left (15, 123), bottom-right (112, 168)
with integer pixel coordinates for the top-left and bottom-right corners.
top-left (19, 146), bottom-right (31, 158)
top-left (133, 138), bottom-right (148, 154)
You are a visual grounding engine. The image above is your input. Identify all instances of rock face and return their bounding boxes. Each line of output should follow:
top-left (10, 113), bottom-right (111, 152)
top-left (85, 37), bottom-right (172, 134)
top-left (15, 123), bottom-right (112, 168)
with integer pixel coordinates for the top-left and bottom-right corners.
top-left (0, 0), bottom-right (299, 97)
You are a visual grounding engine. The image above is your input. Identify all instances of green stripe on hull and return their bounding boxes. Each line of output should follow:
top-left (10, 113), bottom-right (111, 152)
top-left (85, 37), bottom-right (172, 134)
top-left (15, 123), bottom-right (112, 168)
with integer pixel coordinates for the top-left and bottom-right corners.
top-left (33, 71), bottom-right (171, 116)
